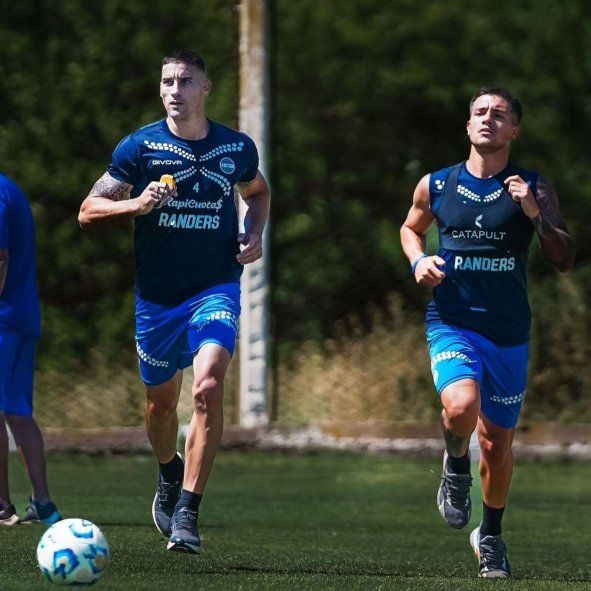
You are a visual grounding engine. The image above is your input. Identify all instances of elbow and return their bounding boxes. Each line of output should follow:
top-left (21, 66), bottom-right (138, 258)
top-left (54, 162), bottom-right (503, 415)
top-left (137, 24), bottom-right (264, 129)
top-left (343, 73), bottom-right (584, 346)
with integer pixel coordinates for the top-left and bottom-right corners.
top-left (78, 212), bottom-right (89, 230)
top-left (78, 203), bottom-right (92, 230)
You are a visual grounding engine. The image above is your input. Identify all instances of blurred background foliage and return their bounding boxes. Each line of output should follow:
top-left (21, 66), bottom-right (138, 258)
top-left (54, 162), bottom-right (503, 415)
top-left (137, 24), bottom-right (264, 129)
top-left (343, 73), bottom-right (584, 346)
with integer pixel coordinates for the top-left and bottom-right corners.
top-left (0, 0), bottom-right (588, 425)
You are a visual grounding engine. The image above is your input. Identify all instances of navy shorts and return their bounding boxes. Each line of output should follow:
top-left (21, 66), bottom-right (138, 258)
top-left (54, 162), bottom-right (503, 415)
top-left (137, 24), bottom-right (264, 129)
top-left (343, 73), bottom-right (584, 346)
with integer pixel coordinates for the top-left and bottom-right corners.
top-left (0, 330), bottom-right (37, 416)
top-left (426, 320), bottom-right (529, 429)
top-left (135, 283), bottom-right (240, 386)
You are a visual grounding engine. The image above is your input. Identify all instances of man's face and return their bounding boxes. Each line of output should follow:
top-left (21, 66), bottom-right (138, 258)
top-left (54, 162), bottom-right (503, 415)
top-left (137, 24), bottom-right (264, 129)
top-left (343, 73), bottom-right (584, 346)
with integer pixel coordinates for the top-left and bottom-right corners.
top-left (160, 62), bottom-right (211, 120)
top-left (466, 94), bottom-right (519, 150)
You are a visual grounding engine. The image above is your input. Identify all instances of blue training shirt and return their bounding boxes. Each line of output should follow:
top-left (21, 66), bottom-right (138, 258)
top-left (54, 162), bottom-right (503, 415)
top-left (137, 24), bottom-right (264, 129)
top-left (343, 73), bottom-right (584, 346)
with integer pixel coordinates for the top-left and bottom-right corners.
top-left (0, 174), bottom-right (41, 336)
top-left (426, 162), bottom-right (537, 346)
top-left (108, 119), bottom-right (259, 305)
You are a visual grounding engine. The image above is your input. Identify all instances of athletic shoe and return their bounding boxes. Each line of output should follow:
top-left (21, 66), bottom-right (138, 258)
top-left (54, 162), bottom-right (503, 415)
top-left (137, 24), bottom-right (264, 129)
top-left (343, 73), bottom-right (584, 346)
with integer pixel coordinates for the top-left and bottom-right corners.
top-left (470, 526), bottom-right (511, 578)
top-left (167, 506), bottom-right (201, 554)
top-left (437, 451), bottom-right (472, 529)
top-left (19, 498), bottom-right (62, 525)
top-left (0, 504), bottom-right (19, 526)
top-left (152, 452), bottom-right (184, 538)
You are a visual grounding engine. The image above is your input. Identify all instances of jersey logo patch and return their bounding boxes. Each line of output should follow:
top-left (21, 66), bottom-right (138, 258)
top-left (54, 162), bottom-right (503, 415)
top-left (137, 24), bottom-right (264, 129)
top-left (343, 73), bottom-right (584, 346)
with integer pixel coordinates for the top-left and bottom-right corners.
top-left (220, 157), bottom-right (235, 174)
top-left (475, 214), bottom-right (482, 228)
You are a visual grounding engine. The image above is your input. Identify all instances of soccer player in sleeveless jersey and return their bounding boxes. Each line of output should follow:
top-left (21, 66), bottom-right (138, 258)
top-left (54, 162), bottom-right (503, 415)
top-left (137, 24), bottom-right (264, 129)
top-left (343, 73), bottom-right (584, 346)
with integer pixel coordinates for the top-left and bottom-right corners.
top-left (400, 87), bottom-right (574, 578)
top-left (79, 49), bottom-right (270, 555)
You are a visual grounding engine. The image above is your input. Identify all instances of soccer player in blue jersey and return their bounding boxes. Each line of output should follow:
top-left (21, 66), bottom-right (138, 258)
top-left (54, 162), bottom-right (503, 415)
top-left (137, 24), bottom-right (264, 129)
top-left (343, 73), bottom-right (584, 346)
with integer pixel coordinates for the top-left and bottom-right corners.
top-left (400, 87), bottom-right (574, 578)
top-left (78, 49), bottom-right (270, 554)
top-left (0, 174), bottom-right (61, 526)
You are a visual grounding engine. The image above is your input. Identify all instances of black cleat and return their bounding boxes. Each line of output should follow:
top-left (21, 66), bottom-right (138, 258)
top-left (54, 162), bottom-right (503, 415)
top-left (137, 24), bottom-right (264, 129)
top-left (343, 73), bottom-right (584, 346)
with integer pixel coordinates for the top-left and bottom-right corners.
top-left (0, 503), bottom-right (19, 526)
top-left (470, 527), bottom-right (511, 578)
top-left (437, 451), bottom-right (472, 529)
top-left (167, 506), bottom-right (201, 554)
top-left (152, 452), bottom-right (184, 538)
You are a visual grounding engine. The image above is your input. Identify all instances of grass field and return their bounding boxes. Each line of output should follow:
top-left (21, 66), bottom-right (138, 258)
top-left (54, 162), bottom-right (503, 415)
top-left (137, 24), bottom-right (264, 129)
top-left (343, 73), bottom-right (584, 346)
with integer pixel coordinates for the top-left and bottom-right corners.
top-left (0, 451), bottom-right (589, 590)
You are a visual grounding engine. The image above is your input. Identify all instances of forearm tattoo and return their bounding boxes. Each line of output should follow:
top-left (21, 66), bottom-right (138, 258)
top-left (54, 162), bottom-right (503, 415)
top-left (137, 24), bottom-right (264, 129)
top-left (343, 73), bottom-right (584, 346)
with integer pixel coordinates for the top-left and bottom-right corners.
top-left (533, 176), bottom-right (575, 269)
top-left (90, 173), bottom-right (132, 201)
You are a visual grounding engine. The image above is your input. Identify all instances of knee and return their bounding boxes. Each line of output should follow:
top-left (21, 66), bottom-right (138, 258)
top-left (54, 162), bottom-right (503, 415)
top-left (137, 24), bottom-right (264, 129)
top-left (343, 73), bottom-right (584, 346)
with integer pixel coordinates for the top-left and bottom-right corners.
top-left (146, 397), bottom-right (177, 419)
top-left (444, 394), bottom-right (479, 426)
top-left (192, 375), bottom-right (223, 413)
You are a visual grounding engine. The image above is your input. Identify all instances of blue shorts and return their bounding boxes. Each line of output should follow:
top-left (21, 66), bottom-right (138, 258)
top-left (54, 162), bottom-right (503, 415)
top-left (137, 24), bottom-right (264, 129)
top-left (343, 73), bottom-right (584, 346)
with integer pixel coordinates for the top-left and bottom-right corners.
top-left (135, 283), bottom-right (240, 386)
top-left (0, 331), bottom-right (37, 417)
top-left (426, 321), bottom-right (529, 429)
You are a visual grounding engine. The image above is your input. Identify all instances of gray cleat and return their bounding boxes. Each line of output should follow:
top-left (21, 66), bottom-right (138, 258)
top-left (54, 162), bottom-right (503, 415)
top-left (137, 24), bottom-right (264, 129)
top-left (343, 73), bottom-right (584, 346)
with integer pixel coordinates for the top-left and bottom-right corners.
top-left (437, 451), bottom-right (472, 529)
top-left (167, 506), bottom-right (201, 554)
top-left (470, 527), bottom-right (511, 578)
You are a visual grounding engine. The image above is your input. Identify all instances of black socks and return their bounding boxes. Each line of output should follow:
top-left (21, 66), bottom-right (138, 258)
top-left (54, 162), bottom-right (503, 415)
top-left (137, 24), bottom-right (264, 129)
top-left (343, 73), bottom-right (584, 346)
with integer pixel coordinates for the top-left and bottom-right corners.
top-left (159, 453), bottom-right (184, 482)
top-left (178, 489), bottom-right (202, 512)
top-left (481, 502), bottom-right (505, 536)
top-left (447, 452), bottom-right (471, 474)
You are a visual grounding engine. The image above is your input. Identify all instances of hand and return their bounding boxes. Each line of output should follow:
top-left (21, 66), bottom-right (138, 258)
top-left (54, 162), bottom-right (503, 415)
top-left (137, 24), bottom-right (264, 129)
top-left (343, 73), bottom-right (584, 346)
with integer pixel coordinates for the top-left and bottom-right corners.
top-left (134, 182), bottom-right (176, 216)
top-left (414, 255), bottom-right (446, 287)
top-left (504, 175), bottom-right (540, 219)
top-left (236, 233), bottom-right (262, 264)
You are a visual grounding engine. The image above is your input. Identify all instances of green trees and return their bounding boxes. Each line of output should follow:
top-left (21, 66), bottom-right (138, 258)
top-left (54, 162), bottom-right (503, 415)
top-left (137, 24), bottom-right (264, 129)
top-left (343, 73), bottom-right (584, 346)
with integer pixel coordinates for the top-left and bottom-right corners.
top-left (0, 0), bottom-right (588, 420)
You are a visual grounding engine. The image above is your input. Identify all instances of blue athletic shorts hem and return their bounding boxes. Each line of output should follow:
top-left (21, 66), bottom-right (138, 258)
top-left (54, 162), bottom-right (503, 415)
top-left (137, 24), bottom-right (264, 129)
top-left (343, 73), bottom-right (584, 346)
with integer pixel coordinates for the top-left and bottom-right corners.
top-left (0, 331), bottom-right (37, 416)
top-left (435, 374), bottom-right (479, 397)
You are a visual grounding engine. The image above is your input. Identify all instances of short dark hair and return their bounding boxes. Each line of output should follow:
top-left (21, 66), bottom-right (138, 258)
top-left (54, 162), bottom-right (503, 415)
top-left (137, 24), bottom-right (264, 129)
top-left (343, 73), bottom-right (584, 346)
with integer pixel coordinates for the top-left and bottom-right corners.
top-left (469, 86), bottom-right (522, 123)
top-left (162, 49), bottom-right (206, 74)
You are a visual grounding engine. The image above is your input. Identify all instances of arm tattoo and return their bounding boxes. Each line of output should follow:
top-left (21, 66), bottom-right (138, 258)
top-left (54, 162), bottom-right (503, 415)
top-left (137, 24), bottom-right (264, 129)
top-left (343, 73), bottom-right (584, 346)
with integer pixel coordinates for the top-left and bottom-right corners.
top-left (533, 176), bottom-right (575, 271)
top-left (535, 176), bottom-right (569, 232)
top-left (90, 172), bottom-right (132, 201)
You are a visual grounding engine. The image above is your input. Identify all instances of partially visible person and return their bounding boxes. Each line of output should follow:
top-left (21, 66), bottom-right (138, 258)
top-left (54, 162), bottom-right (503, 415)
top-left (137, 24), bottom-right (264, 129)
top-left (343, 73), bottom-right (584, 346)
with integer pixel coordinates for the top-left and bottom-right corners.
top-left (0, 173), bottom-right (61, 526)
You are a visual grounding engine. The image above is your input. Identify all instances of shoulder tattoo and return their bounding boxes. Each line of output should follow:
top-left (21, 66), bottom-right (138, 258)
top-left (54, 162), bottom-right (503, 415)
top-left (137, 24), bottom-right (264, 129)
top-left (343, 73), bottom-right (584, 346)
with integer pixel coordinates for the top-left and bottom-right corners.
top-left (91, 173), bottom-right (132, 201)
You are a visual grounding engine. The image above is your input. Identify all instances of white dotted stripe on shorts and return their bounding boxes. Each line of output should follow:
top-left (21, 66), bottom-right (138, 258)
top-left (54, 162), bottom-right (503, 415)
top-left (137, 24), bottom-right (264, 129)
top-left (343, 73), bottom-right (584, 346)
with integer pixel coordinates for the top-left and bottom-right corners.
top-left (193, 311), bottom-right (238, 333)
top-left (136, 342), bottom-right (169, 368)
top-left (430, 350), bottom-right (474, 370)
top-left (489, 391), bottom-right (526, 406)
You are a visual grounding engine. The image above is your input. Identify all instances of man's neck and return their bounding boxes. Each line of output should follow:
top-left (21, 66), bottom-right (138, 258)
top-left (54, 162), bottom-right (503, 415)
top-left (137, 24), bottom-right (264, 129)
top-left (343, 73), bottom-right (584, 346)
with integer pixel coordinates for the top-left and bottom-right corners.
top-left (466, 146), bottom-right (510, 178)
top-left (166, 115), bottom-right (209, 141)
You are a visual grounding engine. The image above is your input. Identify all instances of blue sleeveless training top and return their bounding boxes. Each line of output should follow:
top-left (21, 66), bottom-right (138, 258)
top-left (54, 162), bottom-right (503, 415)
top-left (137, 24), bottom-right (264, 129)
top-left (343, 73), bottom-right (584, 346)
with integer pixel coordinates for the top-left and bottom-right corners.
top-left (426, 162), bottom-right (537, 345)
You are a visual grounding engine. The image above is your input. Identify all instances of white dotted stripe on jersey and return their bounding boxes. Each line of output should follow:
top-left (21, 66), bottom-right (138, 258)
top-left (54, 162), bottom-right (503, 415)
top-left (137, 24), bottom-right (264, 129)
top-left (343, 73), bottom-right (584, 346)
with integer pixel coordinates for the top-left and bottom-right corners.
top-left (193, 311), bottom-right (238, 333)
top-left (199, 142), bottom-right (245, 162)
top-left (173, 166), bottom-right (197, 183)
top-left (430, 350), bottom-right (474, 370)
top-left (435, 180), bottom-right (446, 190)
top-left (143, 140), bottom-right (196, 162)
top-left (136, 342), bottom-right (169, 368)
top-left (457, 184), bottom-right (503, 203)
top-left (200, 167), bottom-right (232, 197)
top-left (489, 391), bottom-right (526, 406)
